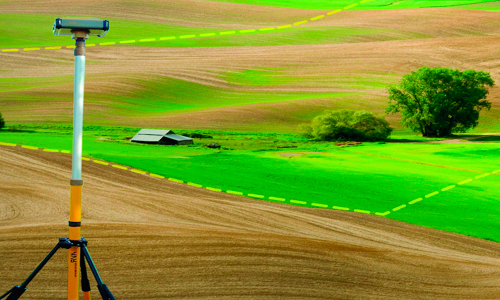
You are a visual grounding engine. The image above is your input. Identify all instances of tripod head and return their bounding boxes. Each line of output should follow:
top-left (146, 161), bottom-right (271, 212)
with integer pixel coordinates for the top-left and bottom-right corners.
top-left (53, 17), bottom-right (109, 39)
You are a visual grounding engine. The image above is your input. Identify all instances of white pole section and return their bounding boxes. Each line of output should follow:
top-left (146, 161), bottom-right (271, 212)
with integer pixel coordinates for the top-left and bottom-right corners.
top-left (72, 41), bottom-right (85, 180)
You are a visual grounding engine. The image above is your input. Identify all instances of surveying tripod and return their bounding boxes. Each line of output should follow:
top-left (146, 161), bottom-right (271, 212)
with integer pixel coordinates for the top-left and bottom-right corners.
top-left (0, 237), bottom-right (115, 300)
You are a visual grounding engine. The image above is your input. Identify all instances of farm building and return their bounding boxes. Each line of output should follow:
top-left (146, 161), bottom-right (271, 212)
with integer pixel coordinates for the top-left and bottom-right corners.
top-left (131, 129), bottom-right (193, 145)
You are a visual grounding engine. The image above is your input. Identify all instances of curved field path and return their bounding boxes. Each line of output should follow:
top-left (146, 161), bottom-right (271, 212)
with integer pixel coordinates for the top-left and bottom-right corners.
top-left (1, 145), bottom-right (500, 299)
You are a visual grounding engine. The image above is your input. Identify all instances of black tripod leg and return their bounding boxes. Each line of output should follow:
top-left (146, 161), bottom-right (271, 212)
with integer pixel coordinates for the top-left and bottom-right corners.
top-left (80, 250), bottom-right (92, 300)
top-left (0, 287), bottom-right (21, 300)
top-left (0, 243), bottom-right (61, 300)
top-left (81, 244), bottom-right (116, 300)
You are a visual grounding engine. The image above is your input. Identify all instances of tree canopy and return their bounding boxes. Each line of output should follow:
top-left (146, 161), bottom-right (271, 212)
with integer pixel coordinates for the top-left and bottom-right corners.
top-left (300, 109), bottom-right (392, 141)
top-left (0, 112), bottom-right (4, 130)
top-left (387, 67), bottom-right (494, 137)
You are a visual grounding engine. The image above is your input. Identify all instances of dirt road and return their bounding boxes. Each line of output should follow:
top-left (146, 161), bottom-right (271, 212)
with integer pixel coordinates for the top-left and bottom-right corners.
top-left (1, 145), bottom-right (499, 299)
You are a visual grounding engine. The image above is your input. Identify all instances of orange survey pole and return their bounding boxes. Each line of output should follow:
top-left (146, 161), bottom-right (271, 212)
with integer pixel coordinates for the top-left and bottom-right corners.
top-left (68, 32), bottom-right (87, 300)
top-left (0, 18), bottom-right (112, 300)
top-left (68, 181), bottom-right (83, 300)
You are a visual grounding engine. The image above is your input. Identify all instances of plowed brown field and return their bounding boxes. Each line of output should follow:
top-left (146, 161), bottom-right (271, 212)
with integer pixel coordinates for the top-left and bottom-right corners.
top-left (1, 146), bottom-right (500, 299)
top-left (1, 2), bottom-right (499, 130)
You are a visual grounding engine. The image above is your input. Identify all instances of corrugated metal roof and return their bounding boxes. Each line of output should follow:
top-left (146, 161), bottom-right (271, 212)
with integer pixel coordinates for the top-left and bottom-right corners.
top-left (131, 134), bottom-right (163, 142)
top-left (131, 129), bottom-right (194, 144)
top-left (136, 129), bottom-right (172, 136)
top-left (165, 134), bottom-right (193, 142)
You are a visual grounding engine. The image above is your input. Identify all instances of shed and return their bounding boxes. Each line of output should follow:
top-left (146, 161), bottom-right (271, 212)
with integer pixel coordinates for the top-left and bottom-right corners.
top-left (131, 129), bottom-right (193, 145)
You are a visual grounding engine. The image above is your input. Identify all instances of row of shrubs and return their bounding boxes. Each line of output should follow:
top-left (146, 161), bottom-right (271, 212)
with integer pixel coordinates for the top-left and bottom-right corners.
top-left (299, 110), bottom-right (392, 141)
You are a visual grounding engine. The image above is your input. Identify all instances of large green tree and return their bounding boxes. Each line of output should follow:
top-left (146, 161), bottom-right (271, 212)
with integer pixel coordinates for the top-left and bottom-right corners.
top-left (0, 112), bottom-right (4, 130)
top-left (387, 67), bottom-right (494, 137)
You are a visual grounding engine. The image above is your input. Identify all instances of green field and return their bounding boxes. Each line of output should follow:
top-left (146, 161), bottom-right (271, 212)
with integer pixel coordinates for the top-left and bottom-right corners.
top-left (207, 0), bottom-right (500, 10)
top-left (0, 13), bottom-right (433, 50)
top-left (1, 125), bottom-right (499, 242)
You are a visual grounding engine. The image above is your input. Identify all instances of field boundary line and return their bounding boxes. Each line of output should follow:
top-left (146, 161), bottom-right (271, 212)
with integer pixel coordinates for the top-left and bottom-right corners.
top-left (1, 0), bottom-right (375, 53)
top-left (385, 171), bottom-right (499, 216)
top-left (1, 142), bottom-right (381, 215)
top-left (2, 142), bottom-right (498, 218)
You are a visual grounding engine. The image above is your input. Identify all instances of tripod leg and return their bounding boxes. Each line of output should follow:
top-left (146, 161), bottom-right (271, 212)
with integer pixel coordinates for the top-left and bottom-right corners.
top-left (81, 245), bottom-right (116, 300)
top-left (0, 243), bottom-right (61, 300)
top-left (80, 251), bottom-right (92, 300)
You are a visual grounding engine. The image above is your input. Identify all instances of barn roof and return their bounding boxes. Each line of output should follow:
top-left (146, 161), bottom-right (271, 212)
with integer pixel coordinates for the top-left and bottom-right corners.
top-left (164, 134), bottom-right (193, 142)
top-left (136, 129), bottom-right (173, 136)
top-left (130, 129), bottom-right (193, 144)
top-left (130, 134), bottom-right (163, 143)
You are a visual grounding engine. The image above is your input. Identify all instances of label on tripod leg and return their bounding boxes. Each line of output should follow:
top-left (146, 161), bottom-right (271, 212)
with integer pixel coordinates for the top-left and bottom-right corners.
top-left (68, 247), bottom-right (80, 300)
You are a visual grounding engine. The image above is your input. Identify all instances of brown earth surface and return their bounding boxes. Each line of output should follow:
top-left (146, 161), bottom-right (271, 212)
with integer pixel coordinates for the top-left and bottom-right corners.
top-left (1, 145), bottom-right (500, 299)
top-left (0, 4), bottom-right (499, 130)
